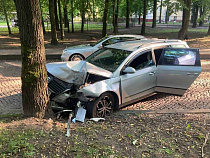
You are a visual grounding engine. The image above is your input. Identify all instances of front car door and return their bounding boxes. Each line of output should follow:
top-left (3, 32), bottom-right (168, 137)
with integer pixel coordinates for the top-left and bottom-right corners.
top-left (120, 50), bottom-right (156, 105)
top-left (156, 48), bottom-right (201, 95)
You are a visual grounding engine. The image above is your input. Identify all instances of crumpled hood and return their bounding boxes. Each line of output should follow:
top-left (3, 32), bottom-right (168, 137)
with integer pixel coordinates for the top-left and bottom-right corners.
top-left (63, 44), bottom-right (93, 52)
top-left (46, 61), bottom-right (112, 85)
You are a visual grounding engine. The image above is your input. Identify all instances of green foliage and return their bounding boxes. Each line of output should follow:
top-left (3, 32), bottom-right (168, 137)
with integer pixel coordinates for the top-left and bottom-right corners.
top-left (0, 0), bottom-right (16, 20)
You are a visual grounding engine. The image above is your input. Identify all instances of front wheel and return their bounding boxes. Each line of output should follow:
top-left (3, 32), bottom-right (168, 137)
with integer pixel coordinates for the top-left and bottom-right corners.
top-left (86, 92), bottom-right (115, 118)
top-left (69, 54), bottom-right (84, 61)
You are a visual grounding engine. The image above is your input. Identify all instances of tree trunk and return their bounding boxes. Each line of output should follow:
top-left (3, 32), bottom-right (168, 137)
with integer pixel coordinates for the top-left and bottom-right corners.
top-left (182, 7), bottom-right (186, 28)
top-left (49, 0), bottom-right (58, 45)
top-left (14, 0), bottom-right (51, 118)
top-left (126, 0), bottom-right (129, 28)
top-left (159, 0), bottom-right (163, 23)
top-left (199, 7), bottom-right (204, 26)
top-left (141, 0), bottom-right (147, 35)
top-left (113, 0), bottom-right (119, 34)
top-left (112, 0), bottom-right (116, 28)
top-left (54, 0), bottom-right (60, 31)
top-left (178, 0), bottom-right (192, 39)
top-left (2, 0), bottom-right (11, 35)
top-left (81, 0), bottom-right (85, 33)
top-left (93, 0), bottom-right (96, 21)
top-left (58, 0), bottom-right (64, 39)
top-left (138, 9), bottom-right (141, 25)
top-left (165, 6), bottom-right (169, 24)
top-left (192, 3), bottom-right (199, 28)
top-left (71, 0), bottom-right (74, 33)
top-left (102, 0), bottom-right (109, 37)
top-left (207, 22), bottom-right (210, 35)
top-left (63, 0), bottom-right (69, 29)
top-left (42, 16), bottom-right (46, 34)
top-left (152, 0), bottom-right (157, 28)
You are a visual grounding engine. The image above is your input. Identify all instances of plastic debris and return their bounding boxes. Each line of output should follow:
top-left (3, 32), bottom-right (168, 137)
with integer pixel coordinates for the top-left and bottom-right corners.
top-left (90, 118), bottom-right (105, 122)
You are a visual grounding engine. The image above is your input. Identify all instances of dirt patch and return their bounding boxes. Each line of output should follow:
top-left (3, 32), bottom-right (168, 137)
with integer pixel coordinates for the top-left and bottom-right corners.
top-left (0, 113), bottom-right (209, 157)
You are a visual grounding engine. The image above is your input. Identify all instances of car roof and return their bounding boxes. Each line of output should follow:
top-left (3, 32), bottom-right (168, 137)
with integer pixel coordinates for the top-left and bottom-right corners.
top-left (105, 39), bottom-right (186, 52)
top-left (107, 34), bottom-right (145, 39)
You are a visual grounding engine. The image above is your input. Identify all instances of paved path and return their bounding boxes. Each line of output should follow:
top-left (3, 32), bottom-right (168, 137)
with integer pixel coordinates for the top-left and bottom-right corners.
top-left (0, 60), bottom-right (209, 115)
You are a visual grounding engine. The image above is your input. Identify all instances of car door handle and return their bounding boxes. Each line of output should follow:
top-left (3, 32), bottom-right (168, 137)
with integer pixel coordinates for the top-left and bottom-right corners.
top-left (187, 73), bottom-right (199, 76)
top-left (149, 72), bottom-right (156, 75)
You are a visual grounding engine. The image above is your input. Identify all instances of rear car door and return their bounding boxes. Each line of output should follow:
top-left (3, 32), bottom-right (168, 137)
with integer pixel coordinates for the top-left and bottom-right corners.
top-left (155, 48), bottom-right (201, 95)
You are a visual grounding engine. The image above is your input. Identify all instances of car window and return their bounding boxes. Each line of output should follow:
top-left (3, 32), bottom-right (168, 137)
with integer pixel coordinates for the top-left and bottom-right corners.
top-left (102, 37), bottom-right (121, 46)
top-left (86, 48), bottom-right (132, 72)
top-left (159, 49), bottom-right (200, 66)
top-left (170, 44), bottom-right (187, 48)
top-left (128, 51), bottom-right (155, 70)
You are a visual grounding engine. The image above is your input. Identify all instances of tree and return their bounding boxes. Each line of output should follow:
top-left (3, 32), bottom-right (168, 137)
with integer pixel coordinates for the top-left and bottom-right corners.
top-left (152, 0), bottom-right (157, 28)
top-left (178, 0), bottom-right (192, 39)
top-left (49, 0), bottom-right (58, 45)
top-left (102, 0), bottom-right (109, 37)
top-left (113, 0), bottom-right (119, 34)
top-left (141, 0), bottom-right (147, 35)
top-left (54, 0), bottom-right (60, 30)
top-left (126, 0), bottom-right (129, 28)
top-left (192, 1), bottom-right (199, 28)
top-left (71, 0), bottom-right (74, 33)
top-left (159, 0), bottom-right (163, 23)
top-left (14, 0), bottom-right (50, 118)
top-left (63, 0), bottom-right (70, 33)
top-left (2, 0), bottom-right (11, 34)
top-left (58, 0), bottom-right (64, 39)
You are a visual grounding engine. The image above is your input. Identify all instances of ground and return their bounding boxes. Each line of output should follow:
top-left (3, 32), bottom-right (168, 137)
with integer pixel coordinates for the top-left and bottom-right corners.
top-left (0, 26), bottom-right (210, 157)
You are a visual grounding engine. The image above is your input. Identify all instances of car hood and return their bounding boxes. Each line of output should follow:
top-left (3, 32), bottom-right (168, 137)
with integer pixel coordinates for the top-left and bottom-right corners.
top-left (64, 44), bottom-right (93, 52)
top-left (46, 61), bottom-right (112, 85)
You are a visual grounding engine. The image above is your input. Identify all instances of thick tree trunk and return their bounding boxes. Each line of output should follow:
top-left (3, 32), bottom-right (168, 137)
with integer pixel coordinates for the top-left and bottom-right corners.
top-left (14, 0), bottom-right (51, 118)
top-left (113, 0), bottom-right (119, 34)
top-left (141, 0), bottom-right (147, 35)
top-left (152, 0), bottom-right (157, 28)
top-left (54, 0), bottom-right (60, 31)
top-left (159, 0), bottom-right (163, 23)
top-left (63, 0), bottom-right (69, 29)
top-left (192, 3), bottom-right (199, 28)
top-left (102, 0), bottom-right (109, 37)
top-left (49, 0), bottom-right (58, 45)
top-left (126, 0), bottom-right (129, 28)
top-left (3, 0), bottom-right (11, 35)
top-left (58, 0), bottom-right (64, 39)
top-left (71, 0), bottom-right (74, 33)
top-left (178, 0), bottom-right (192, 39)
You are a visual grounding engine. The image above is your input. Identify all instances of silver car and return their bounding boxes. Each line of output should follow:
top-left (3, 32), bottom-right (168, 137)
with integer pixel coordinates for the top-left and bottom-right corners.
top-left (61, 34), bottom-right (145, 61)
top-left (47, 39), bottom-right (201, 118)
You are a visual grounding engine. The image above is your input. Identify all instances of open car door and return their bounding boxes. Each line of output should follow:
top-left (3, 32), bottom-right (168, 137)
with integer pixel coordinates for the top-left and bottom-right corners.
top-left (155, 48), bottom-right (201, 95)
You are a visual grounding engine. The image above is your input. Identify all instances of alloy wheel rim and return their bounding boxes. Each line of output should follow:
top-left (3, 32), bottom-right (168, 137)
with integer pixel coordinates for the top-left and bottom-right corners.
top-left (96, 96), bottom-right (113, 117)
top-left (72, 55), bottom-right (83, 61)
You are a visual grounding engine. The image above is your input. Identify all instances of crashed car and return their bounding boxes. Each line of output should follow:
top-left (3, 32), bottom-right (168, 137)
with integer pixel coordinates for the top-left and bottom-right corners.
top-left (47, 39), bottom-right (201, 118)
top-left (61, 34), bottom-right (145, 61)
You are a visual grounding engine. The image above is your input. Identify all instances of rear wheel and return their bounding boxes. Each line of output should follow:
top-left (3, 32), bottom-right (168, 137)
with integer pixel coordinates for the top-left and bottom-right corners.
top-left (69, 54), bottom-right (84, 61)
top-left (87, 92), bottom-right (115, 118)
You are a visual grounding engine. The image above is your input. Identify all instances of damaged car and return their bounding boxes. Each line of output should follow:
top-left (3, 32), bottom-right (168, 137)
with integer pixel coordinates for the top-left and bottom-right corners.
top-left (47, 39), bottom-right (201, 118)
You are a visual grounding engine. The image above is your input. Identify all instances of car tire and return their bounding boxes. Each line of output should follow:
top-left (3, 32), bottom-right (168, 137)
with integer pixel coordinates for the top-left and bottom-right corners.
top-left (86, 92), bottom-right (115, 118)
top-left (69, 54), bottom-right (84, 61)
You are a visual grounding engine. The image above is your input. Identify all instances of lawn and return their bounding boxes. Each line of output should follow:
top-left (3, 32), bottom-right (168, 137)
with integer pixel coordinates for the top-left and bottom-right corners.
top-left (0, 113), bottom-right (209, 157)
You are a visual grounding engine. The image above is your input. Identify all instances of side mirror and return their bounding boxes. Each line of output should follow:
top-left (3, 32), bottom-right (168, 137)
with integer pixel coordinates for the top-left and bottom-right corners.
top-left (123, 67), bottom-right (136, 74)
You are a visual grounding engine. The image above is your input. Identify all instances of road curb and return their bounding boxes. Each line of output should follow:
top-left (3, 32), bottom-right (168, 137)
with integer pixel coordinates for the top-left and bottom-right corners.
top-left (0, 54), bottom-right (210, 60)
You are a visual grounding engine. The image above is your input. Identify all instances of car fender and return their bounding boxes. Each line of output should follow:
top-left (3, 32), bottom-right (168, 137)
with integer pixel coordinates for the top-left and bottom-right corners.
top-left (78, 77), bottom-right (121, 105)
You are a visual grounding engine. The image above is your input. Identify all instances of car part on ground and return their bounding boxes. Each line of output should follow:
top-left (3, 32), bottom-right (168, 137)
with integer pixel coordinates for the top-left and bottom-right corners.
top-left (48, 39), bottom-right (201, 118)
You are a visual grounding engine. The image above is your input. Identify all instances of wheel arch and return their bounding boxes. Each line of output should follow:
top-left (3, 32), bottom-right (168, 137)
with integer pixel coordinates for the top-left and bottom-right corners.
top-left (69, 53), bottom-right (85, 61)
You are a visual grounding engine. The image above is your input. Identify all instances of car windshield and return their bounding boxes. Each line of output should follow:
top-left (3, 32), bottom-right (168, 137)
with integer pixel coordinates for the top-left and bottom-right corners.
top-left (90, 37), bottom-right (109, 47)
top-left (86, 48), bottom-right (132, 72)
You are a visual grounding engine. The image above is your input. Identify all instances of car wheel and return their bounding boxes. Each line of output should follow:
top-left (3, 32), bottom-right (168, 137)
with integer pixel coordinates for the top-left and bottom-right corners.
top-left (69, 54), bottom-right (84, 61)
top-left (87, 92), bottom-right (115, 118)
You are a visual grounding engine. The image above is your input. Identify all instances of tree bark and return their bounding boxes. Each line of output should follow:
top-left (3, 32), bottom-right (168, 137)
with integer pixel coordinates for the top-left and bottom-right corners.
top-left (159, 0), bottom-right (163, 23)
top-left (152, 0), bottom-right (157, 28)
top-left (58, 0), bottom-right (64, 39)
top-left (39, 1), bottom-right (46, 34)
top-left (2, 0), bottom-right (11, 35)
top-left (199, 7), bottom-right (204, 26)
top-left (192, 2), bottom-right (199, 28)
top-left (141, 0), bottom-right (147, 35)
top-left (81, 0), bottom-right (85, 33)
top-left (49, 0), bottom-right (58, 45)
top-left (63, 0), bottom-right (69, 30)
top-left (71, 0), bottom-right (74, 33)
top-left (113, 0), bottom-right (119, 34)
top-left (165, 6), bottom-right (169, 24)
top-left (178, 0), bottom-right (192, 39)
top-left (126, 0), bottom-right (129, 28)
top-left (14, 0), bottom-right (51, 118)
top-left (112, 0), bottom-right (116, 28)
top-left (54, 0), bottom-right (60, 31)
top-left (102, 0), bottom-right (109, 37)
